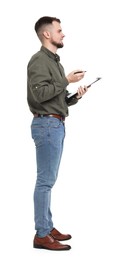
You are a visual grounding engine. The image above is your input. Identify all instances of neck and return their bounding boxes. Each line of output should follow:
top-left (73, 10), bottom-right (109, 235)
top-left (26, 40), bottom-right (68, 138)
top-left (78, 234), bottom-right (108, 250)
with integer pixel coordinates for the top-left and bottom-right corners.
top-left (42, 42), bottom-right (57, 54)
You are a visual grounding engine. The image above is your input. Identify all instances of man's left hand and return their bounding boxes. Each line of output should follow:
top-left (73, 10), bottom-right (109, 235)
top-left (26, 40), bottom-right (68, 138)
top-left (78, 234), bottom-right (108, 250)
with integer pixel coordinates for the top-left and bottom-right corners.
top-left (76, 86), bottom-right (88, 99)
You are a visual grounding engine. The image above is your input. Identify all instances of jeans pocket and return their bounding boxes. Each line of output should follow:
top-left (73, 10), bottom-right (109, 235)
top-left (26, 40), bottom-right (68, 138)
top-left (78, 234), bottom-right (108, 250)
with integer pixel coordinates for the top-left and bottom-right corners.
top-left (31, 118), bottom-right (46, 146)
top-left (48, 118), bottom-right (62, 128)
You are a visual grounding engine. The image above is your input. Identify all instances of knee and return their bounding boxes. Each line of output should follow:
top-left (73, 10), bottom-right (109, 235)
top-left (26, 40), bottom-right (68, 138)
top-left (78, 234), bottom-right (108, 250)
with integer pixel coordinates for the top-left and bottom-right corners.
top-left (35, 175), bottom-right (57, 191)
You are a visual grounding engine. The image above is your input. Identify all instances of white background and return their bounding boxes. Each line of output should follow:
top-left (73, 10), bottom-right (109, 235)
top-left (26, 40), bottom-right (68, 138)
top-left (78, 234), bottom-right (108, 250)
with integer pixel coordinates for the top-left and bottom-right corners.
top-left (0, 0), bottom-right (116, 259)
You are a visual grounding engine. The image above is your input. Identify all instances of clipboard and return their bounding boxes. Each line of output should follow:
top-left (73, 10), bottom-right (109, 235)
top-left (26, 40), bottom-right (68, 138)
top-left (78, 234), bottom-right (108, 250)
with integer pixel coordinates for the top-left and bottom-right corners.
top-left (66, 77), bottom-right (102, 99)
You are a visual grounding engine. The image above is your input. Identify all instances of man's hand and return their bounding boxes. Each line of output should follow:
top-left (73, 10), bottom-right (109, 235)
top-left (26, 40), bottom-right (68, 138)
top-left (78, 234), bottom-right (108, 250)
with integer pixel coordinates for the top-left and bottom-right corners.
top-left (76, 86), bottom-right (88, 99)
top-left (66, 70), bottom-right (85, 83)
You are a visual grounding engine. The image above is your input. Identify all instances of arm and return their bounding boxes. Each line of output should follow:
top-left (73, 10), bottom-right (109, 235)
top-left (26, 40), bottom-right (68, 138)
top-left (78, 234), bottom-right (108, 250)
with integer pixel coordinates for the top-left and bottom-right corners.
top-left (28, 57), bottom-right (69, 104)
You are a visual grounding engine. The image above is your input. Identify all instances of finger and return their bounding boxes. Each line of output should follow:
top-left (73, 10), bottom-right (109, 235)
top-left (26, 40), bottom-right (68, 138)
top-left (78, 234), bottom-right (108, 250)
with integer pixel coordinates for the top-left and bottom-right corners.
top-left (78, 87), bottom-right (83, 95)
top-left (84, 86), bottom-right (88, 91)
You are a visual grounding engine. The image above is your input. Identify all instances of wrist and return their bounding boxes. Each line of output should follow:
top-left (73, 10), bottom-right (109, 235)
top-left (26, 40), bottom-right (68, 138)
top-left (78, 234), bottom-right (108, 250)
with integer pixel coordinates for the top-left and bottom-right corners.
top-left (66, 76), bottom-right (71, 84)
top-left (76, 95), bottom-right (82, 100)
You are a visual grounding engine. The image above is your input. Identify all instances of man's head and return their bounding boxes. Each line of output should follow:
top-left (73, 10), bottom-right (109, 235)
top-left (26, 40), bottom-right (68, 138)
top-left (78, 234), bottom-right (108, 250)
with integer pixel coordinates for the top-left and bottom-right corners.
top-left (34, 16), bottom-right (65, 49)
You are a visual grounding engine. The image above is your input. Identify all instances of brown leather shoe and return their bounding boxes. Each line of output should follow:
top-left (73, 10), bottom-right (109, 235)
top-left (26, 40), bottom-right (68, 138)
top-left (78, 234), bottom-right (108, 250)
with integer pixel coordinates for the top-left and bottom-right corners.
top-left (33, 234), bottom-right (71, 251)
top-left (50, 228), bottom-right (72, 241)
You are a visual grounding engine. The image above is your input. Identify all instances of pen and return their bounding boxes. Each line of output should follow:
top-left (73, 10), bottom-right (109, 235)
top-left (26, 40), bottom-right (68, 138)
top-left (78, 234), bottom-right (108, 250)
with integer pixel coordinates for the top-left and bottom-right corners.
top-left (74, 71), bottom-right (87, 74)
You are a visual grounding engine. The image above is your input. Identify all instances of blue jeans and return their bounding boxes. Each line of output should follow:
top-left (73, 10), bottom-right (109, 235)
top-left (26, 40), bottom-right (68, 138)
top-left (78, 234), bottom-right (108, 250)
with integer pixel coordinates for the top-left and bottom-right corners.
top-left (31, 116), bottom-right (65, 237)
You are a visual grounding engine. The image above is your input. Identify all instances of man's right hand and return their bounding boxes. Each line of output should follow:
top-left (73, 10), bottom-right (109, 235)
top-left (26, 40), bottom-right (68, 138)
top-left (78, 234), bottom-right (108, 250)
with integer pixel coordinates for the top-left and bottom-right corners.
top-left (66, 70), bottom-right (85, 84)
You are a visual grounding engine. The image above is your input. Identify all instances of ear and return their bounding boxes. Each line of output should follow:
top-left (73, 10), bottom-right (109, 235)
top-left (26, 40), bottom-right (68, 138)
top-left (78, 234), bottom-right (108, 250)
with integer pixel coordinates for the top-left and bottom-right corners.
top-left (43, 31), bottom-right (50, 39)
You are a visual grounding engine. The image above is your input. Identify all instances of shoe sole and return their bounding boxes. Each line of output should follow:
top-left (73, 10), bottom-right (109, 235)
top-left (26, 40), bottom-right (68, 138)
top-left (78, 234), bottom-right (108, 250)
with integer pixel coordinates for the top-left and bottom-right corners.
top-left (33, 244), bottom-right (71, 251)
top-left (52, 236), bottom-right (72, 241)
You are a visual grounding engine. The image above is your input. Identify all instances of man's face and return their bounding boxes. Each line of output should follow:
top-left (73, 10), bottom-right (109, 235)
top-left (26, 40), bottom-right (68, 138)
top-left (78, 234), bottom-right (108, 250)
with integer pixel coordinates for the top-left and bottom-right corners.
top-left (49, 21), bottom-right (65, 48)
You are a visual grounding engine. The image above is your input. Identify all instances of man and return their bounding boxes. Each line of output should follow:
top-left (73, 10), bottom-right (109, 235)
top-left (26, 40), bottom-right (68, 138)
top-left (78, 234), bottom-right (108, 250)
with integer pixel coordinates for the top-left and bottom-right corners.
top-left (27, 16), bottom-right (88, 251)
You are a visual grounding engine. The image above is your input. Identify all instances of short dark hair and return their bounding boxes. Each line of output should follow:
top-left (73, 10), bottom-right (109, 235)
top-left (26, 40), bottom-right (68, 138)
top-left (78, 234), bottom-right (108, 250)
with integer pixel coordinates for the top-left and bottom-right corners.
top-left (35, 16), bottom-right (61, 34)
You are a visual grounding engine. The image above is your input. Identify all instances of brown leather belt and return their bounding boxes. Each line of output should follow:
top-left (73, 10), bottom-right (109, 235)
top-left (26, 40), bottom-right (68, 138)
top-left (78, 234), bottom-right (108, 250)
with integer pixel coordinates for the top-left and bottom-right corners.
top-left (34, 114), bottom-right (65, 121)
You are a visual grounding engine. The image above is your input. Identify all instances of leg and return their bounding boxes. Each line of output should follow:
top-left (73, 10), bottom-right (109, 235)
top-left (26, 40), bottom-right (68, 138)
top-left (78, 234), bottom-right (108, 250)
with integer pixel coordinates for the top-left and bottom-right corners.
top-left (31, 116), bottom-right (65, 237)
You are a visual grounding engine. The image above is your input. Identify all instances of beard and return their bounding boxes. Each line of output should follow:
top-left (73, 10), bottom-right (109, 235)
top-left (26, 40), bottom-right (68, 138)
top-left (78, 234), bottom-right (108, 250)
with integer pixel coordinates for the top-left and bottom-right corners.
top-left (51, 40), bottom-right (64, 48)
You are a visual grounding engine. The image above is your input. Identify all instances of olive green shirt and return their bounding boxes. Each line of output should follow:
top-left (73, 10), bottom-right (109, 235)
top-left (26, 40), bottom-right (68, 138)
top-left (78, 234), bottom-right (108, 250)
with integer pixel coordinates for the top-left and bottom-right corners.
top-left (27, 46), bottom-right (78, 117)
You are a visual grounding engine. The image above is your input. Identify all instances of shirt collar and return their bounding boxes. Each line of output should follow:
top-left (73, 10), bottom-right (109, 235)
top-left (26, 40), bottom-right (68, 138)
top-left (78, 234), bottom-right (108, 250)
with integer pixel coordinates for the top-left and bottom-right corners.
top-left (41, 46), bottom-right (60, 62)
